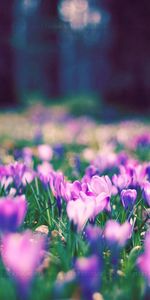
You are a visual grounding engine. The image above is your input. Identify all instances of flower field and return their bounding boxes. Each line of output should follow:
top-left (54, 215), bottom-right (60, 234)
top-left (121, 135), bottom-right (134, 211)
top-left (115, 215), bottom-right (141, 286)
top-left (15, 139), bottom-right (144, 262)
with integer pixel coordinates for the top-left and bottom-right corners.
top-left (0, 105), bottom-right (150, 300)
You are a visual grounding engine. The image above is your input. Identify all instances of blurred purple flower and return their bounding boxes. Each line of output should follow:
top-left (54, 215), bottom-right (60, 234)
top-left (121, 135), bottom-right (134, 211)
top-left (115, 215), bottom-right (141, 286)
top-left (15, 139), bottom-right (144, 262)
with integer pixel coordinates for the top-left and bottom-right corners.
top-left (120, 189), bottom-right (137, 209)
top-left (137, 231), bottom-right (150, 284)
top-left (1, 230), bottom-right (46, 296)
top-left (0, 195), bottom-right (27, 232)
top-left (9, 163), bottom-right (26, 189)
top-left (85, 225), bottom-right (104, 254)
top-left (75, 255), bottom-right (100, 299)
top-left (104, 220), bottom-right (132, 247)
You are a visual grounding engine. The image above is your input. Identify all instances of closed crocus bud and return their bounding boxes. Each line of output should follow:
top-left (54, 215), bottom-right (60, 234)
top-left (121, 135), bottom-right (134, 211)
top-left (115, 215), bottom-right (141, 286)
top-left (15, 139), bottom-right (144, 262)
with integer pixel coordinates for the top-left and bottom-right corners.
top-left (75, 255), bottom-right (100, 299)
top-left (137, 231), bottom-right (150, 284)
top-left (120, 189), bottom-right (137, 209)
top-left (1, 231), bottom-right (46, 298)
top-left (38, 144), bottom-right (53, 161)
top-left (104, 220), bottom-right (132, 247)
top-left (143, 182), bottom-right (150, 206)
top-left (0, 195), bottom-right (27, 232)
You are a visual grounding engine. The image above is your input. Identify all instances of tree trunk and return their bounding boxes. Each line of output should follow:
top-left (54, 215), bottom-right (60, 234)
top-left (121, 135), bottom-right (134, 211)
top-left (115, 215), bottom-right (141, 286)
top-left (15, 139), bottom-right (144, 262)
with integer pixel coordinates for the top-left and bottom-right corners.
top-left (0, 1), bottom-right (17, 107)
top-left (102, 0), bottom-right (150, 112)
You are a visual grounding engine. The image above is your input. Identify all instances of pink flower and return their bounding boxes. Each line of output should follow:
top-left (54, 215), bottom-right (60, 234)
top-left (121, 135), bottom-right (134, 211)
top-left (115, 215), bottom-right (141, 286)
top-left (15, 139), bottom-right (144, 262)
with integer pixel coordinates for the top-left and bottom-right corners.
top-left (112, 173), bottom-right (131, 190)
top-left (38, 162), bottom-right (53, 184)
top-left (66, 198), bottom-right (95, 231)
top-left (0, 195), bottom-right (27, 232)
top-left (38, 145), bottom-right (53, 161)
top-left (22, 170), bottom-right (35, 186)
top-left (49, 170), bottom-right (65, 199)
top-left (137, 231), bottom-right (150, 283)
top-left (104, 220), bottom-right (132, 246)
top-left (88, 175), bottom-right (112, 197)
top-left (1, 230), bottom-right (46, 285)
top-left (66, 192), bottom-right (110, 231)
top-left (87, 175), bottom-right (112, 212)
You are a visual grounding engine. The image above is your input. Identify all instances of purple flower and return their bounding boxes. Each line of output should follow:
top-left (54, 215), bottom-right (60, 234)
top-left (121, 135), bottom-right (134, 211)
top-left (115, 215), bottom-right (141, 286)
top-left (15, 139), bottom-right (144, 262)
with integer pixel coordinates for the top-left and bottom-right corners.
top-left (143, 182), bottom-right (150, 206)
top-left (0, 195), bottom-right (27, 232)
top-left (85, 225), bottom-right (104, 254)
top-left (49, 171), bottom-right (65, 215)
top-left (146, 165), bottom-right (150, 181)
top-left (1, 231), bottom-right (46, 290)
top-left (49, 171), bottom-right (65, 199)
top-left (104, 220), bottom-right (132, 247)
top-left (9, 162), bottom-right (26, 189)
top-left (75, 255), bottom-right (100, 299)
top-left (137, 231), bottom-right (150, 284)
top-left (112, 173), bottom-right (131, 191)
top-left (120, 189), bottom-right (137, 209)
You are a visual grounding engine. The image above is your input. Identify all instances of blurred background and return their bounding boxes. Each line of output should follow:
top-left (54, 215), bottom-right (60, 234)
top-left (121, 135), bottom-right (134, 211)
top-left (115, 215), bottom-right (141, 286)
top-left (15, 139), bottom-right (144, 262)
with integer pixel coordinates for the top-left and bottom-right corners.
top-left (0, 0), bottom-right (150, 115)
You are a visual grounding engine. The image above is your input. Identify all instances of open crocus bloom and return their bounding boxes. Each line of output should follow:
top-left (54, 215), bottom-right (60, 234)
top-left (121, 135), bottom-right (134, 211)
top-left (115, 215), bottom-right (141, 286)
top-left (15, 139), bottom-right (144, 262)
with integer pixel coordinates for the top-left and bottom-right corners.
top-left (88, 175), bottom-right (112, 197)
top-left (1, 230), bottom-right (46, 285)
top-left (67, 192), bottom-right (109, 231)
top-left (0, 195), bottom-right (27, 232)
top-left (104, 220), bottom-right (132, 247)
top-left (137, 231), bottom-right (150, 284)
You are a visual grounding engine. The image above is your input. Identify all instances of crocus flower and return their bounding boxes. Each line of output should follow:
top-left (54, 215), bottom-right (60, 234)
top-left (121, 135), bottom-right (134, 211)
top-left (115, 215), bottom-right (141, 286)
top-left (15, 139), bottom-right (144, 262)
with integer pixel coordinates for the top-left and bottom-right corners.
top-left (143, 182), bottom-right (150, 206)
top-left (49, 171), bottom-right (65, 215)
top-left (22, 169), bottom-right (35, 186)
top-left (75, 255), bottom-right (100, 300)
top-left (38, 144), bottom-right (53, 161)
top-left (104, 220), bottom-right (132, 277)
top-left (9, 162), bottom-right (26, 189)
top-left (88, 175), bottom-right (112, 197)
top-left (146, 165), bottom-right (150, 181)
top-left (1, 230), bottom-right (46, 298)
top-left (38, 161), bottom-right (53, 185)
top-left (104, 220), bottom-right (132, 247)
top-left (0, 195), bottom-right (27, 232)
top-left (66, 198), bottom-right (95, 231)
top-left (120, 189), bottom-right (137, 209)
top-left (112, 173), bottom-right (131, 191)
top-left (88, 175), bottom-right (112, 211)
top-left (85, 225), bottom-right (104, 255)
top-left (137, 231), bottom-right (150, 284)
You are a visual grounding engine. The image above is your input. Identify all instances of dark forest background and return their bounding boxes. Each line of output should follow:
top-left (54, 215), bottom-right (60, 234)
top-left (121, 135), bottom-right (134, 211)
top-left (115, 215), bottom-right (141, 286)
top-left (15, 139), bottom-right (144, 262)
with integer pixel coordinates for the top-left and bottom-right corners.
top-left (0, 0), bottom-right (150, 113)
